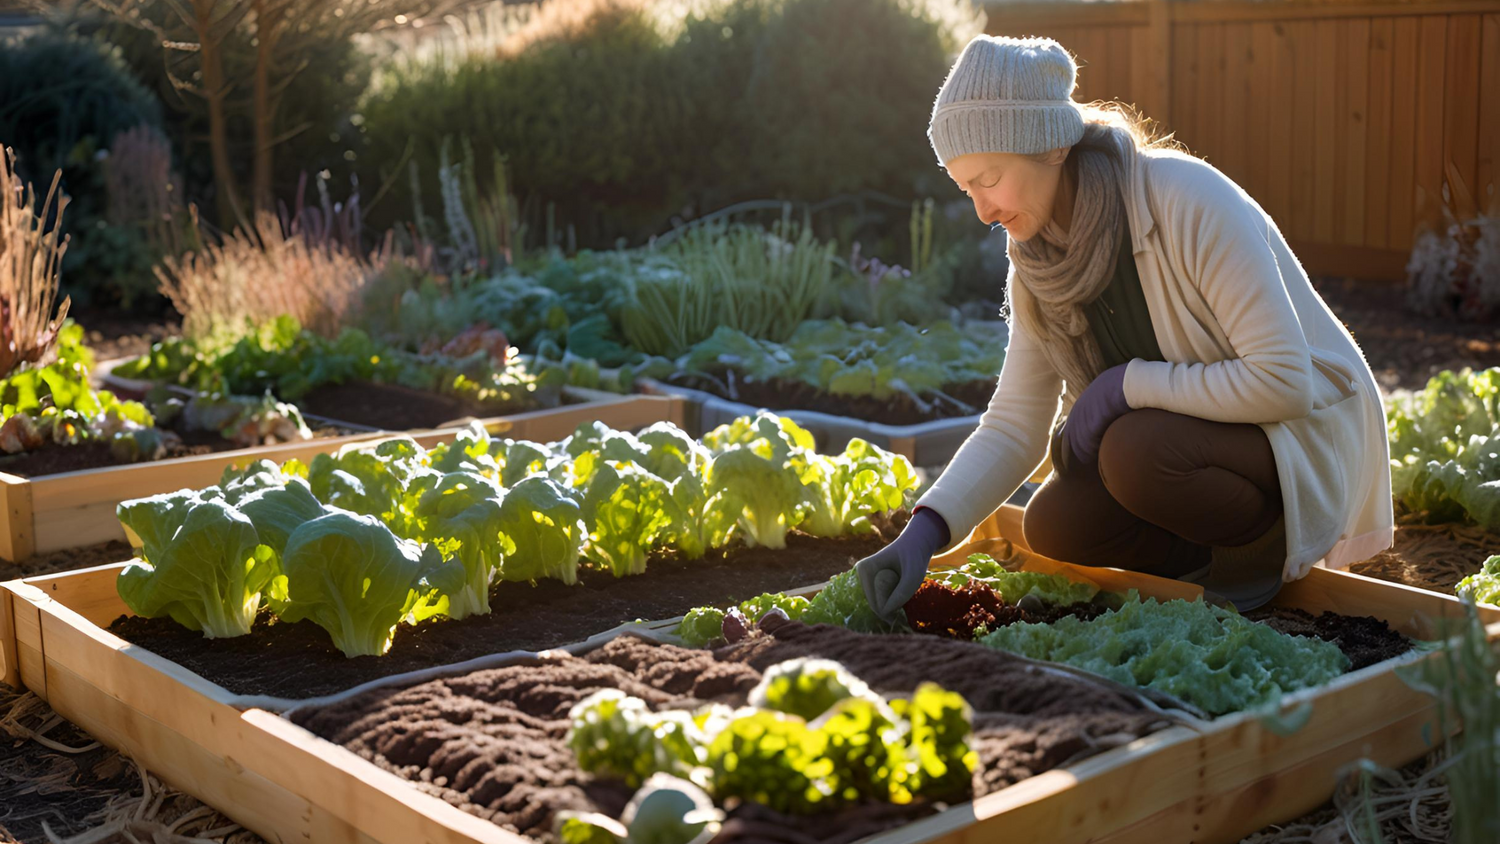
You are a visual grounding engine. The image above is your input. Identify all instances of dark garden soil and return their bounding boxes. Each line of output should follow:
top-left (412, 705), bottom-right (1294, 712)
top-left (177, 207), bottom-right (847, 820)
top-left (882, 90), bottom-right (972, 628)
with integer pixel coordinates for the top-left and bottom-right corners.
top-left (902, 578), bottom-right (1108, 639)
top-left (109, 517), bottom-right (906, 700)
top-left (296, 381), bottom-right (557, 431)
top-left (291, 622), bottom-right (1177, 844)
top-left (0, 421), bottom-right (353, 479)
top-left (1313, 277), bottom-right (1500, 392)
top-left (0, 540), bottom-right (132, 576)
top-left (1246, 607), bottom-right (1412, 671)
top-left (666, 374), bottom-right (997, 427)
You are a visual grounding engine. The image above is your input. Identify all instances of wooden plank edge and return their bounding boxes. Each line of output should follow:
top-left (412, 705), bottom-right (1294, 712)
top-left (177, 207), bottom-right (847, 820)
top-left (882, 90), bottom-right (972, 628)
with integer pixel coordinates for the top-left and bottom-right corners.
top-left (0, 583), bottom-right (17, 689)
top-left (0, 472), bottom-right (34, 563)
top-left (1171, 0), bottom-right (1500, 24)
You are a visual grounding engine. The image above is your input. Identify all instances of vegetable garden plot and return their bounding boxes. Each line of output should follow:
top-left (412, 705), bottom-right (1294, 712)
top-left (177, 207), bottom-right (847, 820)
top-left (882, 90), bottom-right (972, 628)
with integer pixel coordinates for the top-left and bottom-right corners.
top-left (0, 389), bottom-right (678, 563)
top-left (2, 550), bottom-right (1492, 844)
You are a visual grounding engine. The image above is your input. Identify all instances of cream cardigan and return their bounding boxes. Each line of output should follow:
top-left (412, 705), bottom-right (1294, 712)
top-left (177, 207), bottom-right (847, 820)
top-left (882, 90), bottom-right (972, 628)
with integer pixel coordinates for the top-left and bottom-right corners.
top-left (917, 147), bottom-right (1394, 580)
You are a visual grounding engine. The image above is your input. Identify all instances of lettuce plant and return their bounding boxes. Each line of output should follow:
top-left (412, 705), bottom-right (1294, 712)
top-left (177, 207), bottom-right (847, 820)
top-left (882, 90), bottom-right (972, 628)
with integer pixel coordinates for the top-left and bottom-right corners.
top-left (979, 597), bottom-right (1350, 715)
top-left (496, 476), bottom-right (586, 584)
top-left (269, 511), bottom-right (464, 657)
top-left (705, 445), bottom-right (807, 549)
top-left (1388, 368), bottom-right (1500, 529)
top-left (797, 439), bottom-right (917, 538)
top-left (117, 499), bottom-right (277, 639)
top-left (413, 471), bottom-right (506, 618)
top-left (1457, 555), bottom-right (1500, 605)
top-left (581, 460), bottom-right (674, 577)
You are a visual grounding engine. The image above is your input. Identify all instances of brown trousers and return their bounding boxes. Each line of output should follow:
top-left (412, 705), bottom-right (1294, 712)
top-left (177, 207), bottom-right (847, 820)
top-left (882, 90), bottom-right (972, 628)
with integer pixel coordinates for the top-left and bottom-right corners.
top-left (1022, 408), bottom-right (1283, 579)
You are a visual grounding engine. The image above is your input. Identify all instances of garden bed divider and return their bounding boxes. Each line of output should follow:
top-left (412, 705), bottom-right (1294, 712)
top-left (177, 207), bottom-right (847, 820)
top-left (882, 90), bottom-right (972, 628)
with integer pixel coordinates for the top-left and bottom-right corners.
top-left (5, 515), bottom-right (1496, 844)
top-left (0, 389), bottom-right (683, 562)
top-left (637, 378), bottom-right (982, 466)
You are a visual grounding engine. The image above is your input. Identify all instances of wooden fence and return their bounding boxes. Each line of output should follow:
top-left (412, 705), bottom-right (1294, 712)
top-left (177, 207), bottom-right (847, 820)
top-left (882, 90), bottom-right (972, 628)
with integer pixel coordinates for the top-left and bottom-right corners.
top-left (985, 0), bottom-right (1500, 281)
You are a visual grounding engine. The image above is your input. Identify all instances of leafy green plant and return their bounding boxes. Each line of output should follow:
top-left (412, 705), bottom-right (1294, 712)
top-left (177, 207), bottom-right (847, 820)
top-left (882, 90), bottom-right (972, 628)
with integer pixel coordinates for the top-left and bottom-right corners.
top-left (566, 658), bottom-right (977, 817)
top-left (1456, 556), bottom-right (1500, 606)
top-left (979, 597), bottom-right (1351, 716)
top-left (930, 555), bottom-right (1101, 607)
top-left (801, 568), bottom-right (896, 634)
top-left (676, 319), bottom-right (1003, 411)
top-left (1387, 368), bottom-right (1500, 529)
top-left (117, 498), bottom-right (276, 638)
top-left (269, 510), bottom-right (464, 657)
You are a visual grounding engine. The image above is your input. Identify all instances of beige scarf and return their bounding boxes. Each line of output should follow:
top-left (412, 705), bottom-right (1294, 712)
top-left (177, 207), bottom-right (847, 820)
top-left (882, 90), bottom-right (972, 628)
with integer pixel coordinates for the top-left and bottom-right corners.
top-left (1006, 124), bottom-right (1137, 410)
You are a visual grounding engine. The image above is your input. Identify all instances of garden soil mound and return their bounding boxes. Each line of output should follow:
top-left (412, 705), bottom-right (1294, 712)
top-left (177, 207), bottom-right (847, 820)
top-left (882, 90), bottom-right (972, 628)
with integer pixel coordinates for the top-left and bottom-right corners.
top-left (1247, 607), bottom-right (1411, 670)
top-left (291, 623), bottom-right (1176, 844)
top-left (109, 522), bottom-right (903, 700)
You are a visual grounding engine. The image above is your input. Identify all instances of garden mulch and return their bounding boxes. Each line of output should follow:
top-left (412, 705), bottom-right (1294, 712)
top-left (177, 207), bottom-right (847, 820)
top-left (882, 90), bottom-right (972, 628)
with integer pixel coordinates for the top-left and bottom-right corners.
top-left (1311, 277), bottom-right (1500, 393)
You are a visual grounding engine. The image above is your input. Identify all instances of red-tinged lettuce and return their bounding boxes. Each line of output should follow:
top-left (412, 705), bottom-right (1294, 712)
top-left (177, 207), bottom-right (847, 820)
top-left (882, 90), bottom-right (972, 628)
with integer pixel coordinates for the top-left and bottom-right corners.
top-left (269, 511), bottom-right (464, 658)
top-left (496, 476), bottom-right (586, 585)
top-left (580, 460), bottom-right (674, 577)
top-left (117, 499), bottom-right (277, 639)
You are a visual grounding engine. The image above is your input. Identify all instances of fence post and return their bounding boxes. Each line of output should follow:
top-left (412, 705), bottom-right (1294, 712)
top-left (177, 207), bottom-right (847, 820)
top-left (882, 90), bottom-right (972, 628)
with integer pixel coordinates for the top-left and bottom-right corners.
top-left (1148, 0), bottom-right (1173, 126)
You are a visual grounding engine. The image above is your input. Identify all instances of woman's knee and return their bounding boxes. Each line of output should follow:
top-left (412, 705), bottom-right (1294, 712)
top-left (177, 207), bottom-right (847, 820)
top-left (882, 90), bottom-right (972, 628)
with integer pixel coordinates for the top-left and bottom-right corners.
top-left (1022, 485), bottom-right (1075, 561)
top-left (1096, 409), bottom-right (1179, 511)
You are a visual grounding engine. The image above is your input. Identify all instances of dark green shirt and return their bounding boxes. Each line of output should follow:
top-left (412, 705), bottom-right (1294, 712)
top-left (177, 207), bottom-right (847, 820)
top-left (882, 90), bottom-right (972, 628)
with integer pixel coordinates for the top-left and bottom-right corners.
top-left (1083, 229), bottom-right (1164, 368)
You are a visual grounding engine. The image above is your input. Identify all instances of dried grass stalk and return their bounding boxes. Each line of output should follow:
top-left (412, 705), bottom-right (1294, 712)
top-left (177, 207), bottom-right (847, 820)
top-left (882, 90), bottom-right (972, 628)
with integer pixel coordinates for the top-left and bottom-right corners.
top-left (156, 213), bottom-right (382, 342)
top-left (0, 147), bottom-right (71, 378)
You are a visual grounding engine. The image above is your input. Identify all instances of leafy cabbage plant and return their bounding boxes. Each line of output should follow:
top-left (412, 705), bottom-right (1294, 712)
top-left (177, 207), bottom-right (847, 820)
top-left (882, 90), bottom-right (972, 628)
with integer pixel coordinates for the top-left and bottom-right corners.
top-left (1456, 555), bottom-right (1500, 606)
top-left (269, 511), bottom-right (464, 657)
top-left (566, 658), bottom-right (975, 816)
top-left (979, 597), bottom-right (1349, 715)
top-left (1387, 368), bottom-right (1500, 529)
top-left (117, 498), bottom-right (277, 638)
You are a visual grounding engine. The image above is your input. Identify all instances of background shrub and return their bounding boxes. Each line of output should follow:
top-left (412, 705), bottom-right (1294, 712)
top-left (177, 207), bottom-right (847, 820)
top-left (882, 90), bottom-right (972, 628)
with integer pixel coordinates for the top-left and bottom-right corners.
top-left (357, 0), bottom-right (982, 252)
top-left (0, 30), bottom-right (164, 307)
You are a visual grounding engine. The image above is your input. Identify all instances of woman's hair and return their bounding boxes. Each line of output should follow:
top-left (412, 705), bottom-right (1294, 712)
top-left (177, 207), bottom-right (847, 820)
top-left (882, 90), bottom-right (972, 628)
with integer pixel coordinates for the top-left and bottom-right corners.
top-left (1027, 100), bottom-right (1186, 164)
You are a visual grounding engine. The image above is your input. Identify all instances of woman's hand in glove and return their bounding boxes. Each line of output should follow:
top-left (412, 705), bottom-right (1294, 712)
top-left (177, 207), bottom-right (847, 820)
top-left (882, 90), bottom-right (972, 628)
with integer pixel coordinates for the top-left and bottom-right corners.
top-left (1062, 363), bottom-right (1132, 465)
top-left (855, 507), bottom-right (951, 622)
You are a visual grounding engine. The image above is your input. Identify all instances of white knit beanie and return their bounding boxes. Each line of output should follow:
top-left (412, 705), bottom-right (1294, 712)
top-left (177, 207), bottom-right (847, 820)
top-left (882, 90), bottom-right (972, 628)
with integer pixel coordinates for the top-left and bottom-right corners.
top-left (927, 35), bottom-right (1085, 165)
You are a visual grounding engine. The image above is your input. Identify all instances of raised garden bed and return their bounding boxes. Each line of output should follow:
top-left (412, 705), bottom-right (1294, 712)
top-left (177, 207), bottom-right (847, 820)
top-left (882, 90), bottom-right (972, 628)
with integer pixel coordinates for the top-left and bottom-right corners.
top-left (640, 378), bottom-right (989, 466)
top-left (2, 524), bottom-right (1492, 844)
top-left (106, 522), bottom-right (902, 701)
top-left (0, 390), bottom-right (682, 562)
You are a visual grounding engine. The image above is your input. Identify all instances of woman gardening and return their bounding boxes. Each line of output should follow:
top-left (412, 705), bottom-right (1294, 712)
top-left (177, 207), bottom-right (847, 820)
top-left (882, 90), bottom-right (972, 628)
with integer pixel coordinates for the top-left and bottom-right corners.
top-left (857, 35), bottom-right (1393, 616)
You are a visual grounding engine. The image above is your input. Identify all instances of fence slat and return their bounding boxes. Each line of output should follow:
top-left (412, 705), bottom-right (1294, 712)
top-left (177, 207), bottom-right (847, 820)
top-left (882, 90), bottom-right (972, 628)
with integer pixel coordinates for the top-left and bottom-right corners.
top-left (1414, 16), bottom-right (1449, 232)
top-left (1443, 14), bottom-right (1483, 213)
top-left (1198, 23), bottom-right (1227, 167)
top-left (1269, 21), bottom-right (1297, 230)
top-left (1313, 20), bottom-right (1340, 241)
top-left (1293, 21), bottom-right (1321, 240)
top-left (1480, 14), bottom-right (1500, 210)
top-left (1249, 21), bottom-right (1276, 211)
top-left (1172, 22), bottom-right (1199, 150)
top-left (1222, 23), bottom-right (1253, 186)
top-left (1343, 17), bottom-right (1371, 246)
top-left (1365, 17), bottom-right (1395, 248)
top-left (1388, 16), bottom-right (1421, 250)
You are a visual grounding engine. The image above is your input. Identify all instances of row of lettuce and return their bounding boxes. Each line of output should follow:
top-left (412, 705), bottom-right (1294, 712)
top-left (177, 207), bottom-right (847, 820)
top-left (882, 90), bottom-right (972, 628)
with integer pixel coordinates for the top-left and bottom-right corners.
top-left (114, 412), bottom-right (917, 657)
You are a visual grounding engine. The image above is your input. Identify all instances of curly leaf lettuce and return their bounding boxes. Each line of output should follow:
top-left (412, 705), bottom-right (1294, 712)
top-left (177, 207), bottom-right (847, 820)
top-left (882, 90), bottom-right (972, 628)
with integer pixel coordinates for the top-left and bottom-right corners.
top-left (1388, 368), bottom-right (1500, 528)
top-left (979, 597), bottom-right (1349, 715)
top-left (930, 555), bottom-right (1100, 606)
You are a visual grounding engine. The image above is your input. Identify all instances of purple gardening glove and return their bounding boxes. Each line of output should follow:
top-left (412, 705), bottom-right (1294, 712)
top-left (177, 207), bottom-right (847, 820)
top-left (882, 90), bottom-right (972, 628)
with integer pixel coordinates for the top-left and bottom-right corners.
top-left (855, 507), bottom-right (951, 622)
top-left (1062, 363), bottom-right (1132, 465)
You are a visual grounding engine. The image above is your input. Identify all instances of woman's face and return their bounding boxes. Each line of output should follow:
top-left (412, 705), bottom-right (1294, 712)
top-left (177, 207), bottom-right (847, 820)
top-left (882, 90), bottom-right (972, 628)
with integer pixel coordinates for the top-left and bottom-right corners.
top-left (946, 149), bottom-right (1068, 242)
